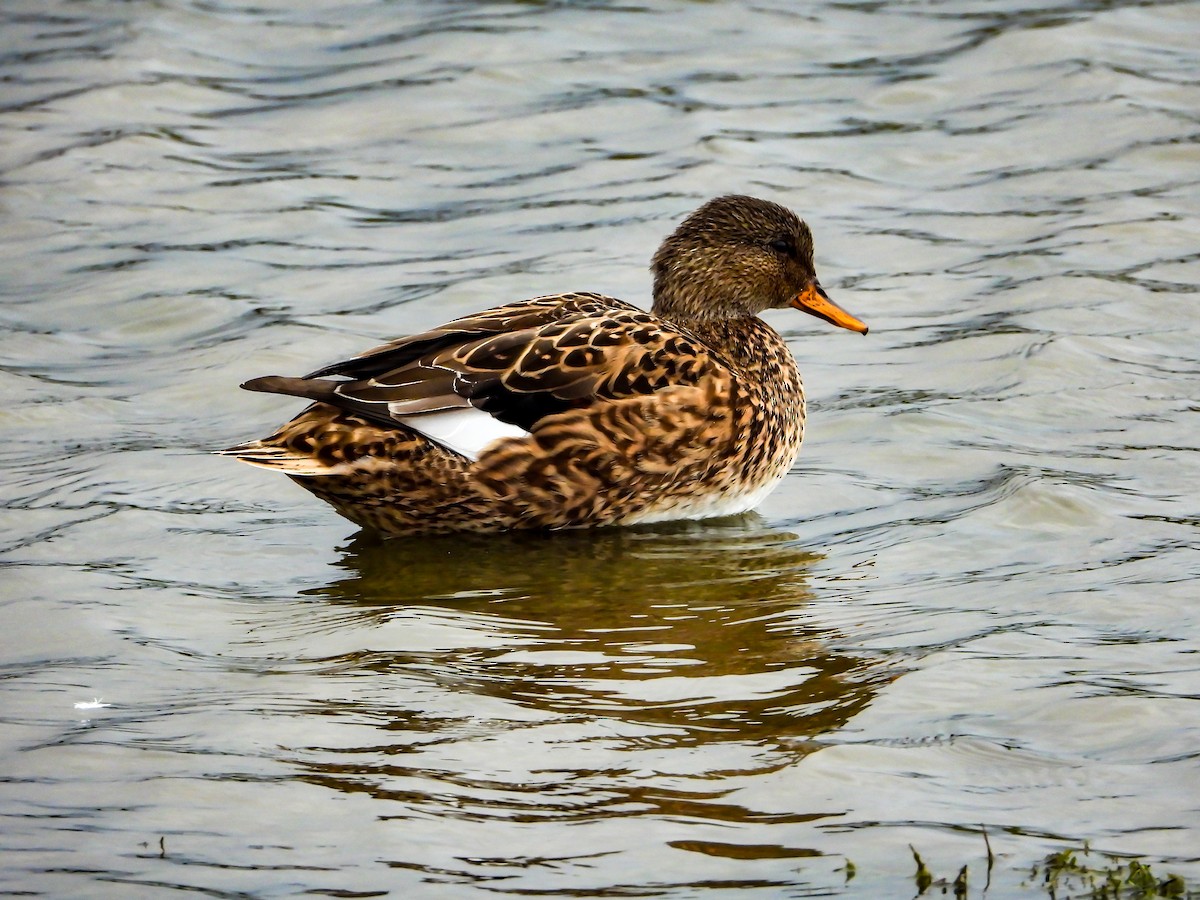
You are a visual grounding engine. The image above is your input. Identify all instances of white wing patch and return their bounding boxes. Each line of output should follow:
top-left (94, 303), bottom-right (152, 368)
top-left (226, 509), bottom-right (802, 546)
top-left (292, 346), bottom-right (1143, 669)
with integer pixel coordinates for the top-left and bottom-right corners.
top-left (399, 406), bottom-right (528, 461)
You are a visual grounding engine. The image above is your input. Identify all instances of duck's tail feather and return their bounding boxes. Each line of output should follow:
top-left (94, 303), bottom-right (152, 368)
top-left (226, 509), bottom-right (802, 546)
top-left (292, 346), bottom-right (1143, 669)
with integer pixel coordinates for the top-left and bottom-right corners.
top-left (216, 440), bottom-right (330, 476)
top-left (240, 375), bottom-right (339, 403)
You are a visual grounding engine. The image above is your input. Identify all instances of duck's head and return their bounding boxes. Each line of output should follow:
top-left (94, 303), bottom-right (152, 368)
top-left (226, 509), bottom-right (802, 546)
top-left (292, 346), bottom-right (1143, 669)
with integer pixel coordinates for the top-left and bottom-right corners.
top-left (651, 195), bottom-right (868, 334)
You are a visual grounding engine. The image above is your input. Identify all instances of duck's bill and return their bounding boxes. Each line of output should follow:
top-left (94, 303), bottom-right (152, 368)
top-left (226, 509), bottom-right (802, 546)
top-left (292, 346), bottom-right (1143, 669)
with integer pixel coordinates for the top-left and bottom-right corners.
top-left (791, 283), bottom-right (868, 334)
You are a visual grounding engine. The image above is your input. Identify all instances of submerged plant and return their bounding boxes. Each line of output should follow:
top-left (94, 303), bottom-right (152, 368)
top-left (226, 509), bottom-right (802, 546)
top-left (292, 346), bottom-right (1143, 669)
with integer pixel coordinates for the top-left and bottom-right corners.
top-left (1030, 846), bottom-right (1188, 899)
top-left (901, 840), bottom-right (1189, 899)
top-left (909, 845), bottom-right (968, 897)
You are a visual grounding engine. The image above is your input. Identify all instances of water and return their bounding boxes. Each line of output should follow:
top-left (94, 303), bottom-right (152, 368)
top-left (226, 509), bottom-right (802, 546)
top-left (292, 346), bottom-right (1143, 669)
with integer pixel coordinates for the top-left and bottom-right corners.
top-left (2, 0), bottom-right (1198, 896)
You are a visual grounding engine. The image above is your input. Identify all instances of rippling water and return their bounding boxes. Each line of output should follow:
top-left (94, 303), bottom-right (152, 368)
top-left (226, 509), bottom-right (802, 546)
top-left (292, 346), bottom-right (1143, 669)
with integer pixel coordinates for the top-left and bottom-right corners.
top-left (2, 1), bottom-right (1198, 896)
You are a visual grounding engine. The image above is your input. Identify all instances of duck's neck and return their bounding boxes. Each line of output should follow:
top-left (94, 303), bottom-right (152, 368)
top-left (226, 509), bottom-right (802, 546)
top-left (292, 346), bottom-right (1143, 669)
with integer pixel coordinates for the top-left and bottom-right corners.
top-left (661, 310), bottom-right (795, 377)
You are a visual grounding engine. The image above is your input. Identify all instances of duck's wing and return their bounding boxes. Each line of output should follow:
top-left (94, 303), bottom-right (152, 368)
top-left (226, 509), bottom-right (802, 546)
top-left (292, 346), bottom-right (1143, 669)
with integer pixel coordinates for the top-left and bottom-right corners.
top-left (242, 292), bottom-right (724, 460)
top-left (303, 292), bottom-right (627, 380)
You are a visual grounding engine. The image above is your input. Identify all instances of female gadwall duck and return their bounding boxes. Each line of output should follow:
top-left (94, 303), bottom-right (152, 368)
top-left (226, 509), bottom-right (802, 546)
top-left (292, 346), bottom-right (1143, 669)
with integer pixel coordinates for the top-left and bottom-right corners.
top-left (223, 195), bottom-right (867, 535)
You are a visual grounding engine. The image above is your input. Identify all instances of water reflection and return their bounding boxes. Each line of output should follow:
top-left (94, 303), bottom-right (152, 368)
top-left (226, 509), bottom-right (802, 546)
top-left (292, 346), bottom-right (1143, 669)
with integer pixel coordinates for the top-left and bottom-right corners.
top-left (276, 519), bottom-right (891, 865)
top-left (299, 519), bottom-right (887, 751)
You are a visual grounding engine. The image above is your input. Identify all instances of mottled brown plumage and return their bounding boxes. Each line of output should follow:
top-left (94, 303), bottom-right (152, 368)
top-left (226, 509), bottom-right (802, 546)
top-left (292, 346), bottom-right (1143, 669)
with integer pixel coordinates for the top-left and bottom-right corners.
top-left (221, 195), bottom-right (867, 535)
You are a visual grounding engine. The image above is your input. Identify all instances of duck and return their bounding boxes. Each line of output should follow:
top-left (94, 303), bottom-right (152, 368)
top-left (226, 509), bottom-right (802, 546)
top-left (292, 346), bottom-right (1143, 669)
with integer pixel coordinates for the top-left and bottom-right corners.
top-left (222, 195), bottom-right (868, 535)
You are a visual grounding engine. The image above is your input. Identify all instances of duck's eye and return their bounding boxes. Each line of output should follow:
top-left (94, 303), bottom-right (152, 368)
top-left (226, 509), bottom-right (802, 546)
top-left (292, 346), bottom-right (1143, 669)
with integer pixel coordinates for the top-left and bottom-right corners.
top-left (768, 238), bottom-right (793, 256)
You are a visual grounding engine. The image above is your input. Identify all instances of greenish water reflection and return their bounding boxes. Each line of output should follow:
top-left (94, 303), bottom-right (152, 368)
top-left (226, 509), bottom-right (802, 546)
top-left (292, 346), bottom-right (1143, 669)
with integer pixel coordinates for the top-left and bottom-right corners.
top-left (303, 519), bottom-right (888, 745)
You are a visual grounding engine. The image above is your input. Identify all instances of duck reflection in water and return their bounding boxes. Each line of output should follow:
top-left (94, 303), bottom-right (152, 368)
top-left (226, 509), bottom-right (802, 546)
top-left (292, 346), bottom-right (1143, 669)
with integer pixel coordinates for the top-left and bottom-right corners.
top-left (299, 517), bottom-right (888, 745)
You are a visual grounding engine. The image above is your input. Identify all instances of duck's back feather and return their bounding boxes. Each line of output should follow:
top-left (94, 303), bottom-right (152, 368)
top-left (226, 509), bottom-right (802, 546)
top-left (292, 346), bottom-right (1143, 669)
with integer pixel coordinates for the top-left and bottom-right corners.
top-left (247, 292), bottom-right (725, 455)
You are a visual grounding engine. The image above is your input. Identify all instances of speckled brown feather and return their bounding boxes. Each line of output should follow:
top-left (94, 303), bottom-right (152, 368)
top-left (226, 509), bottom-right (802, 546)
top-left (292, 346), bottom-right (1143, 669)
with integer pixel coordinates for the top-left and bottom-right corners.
top-left (222, 195), bottom-right (866, 536)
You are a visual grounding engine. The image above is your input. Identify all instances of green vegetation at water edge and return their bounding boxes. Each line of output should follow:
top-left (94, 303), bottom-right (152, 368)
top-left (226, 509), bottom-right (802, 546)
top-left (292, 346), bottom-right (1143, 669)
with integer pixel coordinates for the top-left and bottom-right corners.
top-left (894, 841), bottom-right (1191, 899)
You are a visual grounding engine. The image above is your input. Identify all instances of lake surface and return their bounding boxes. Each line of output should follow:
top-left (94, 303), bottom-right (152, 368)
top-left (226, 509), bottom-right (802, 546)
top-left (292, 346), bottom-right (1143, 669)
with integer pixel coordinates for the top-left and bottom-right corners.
top-left (2, 1), bottom-right (1198, 897)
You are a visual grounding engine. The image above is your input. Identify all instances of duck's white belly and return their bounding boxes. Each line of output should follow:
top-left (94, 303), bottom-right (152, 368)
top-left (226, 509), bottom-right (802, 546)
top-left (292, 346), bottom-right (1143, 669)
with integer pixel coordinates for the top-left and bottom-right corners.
top-left (621, 471), bottom-right (788, 525)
